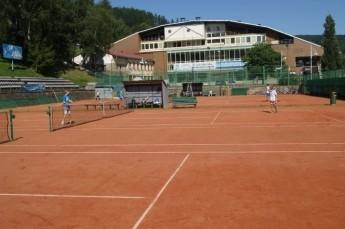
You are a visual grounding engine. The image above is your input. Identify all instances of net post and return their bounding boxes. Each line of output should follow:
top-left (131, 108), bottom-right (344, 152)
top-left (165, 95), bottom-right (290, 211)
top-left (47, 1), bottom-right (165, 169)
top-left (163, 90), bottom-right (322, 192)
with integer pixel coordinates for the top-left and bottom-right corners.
top-left (102, 101), bottom-right (105, 116)
top-left (47, 106), bottom-right (53, 132)
top-left (9, 110), bottom-right (15, 141)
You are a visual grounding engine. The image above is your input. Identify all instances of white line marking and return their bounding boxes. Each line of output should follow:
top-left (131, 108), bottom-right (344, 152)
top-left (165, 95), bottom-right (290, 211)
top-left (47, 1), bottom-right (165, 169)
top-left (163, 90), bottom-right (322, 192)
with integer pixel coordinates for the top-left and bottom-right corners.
top-left (316, 113), bottom-right (345, 124)
top-left (210, 111), bottom-right (221, 125)
top-left (132, 154), bottom-right (190, 229)
top-left (0, 193), bottom-right (144, 199)
top-left (2, 142), bottom-right (345, 148)
top-left (0, 151), bottom-right (344, 155)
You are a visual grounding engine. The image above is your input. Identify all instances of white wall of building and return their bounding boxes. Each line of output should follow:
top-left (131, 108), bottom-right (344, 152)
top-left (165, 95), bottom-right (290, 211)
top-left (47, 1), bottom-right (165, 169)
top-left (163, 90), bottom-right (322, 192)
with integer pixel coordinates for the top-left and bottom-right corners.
top-left (164, 24), bottom-right (205, 41)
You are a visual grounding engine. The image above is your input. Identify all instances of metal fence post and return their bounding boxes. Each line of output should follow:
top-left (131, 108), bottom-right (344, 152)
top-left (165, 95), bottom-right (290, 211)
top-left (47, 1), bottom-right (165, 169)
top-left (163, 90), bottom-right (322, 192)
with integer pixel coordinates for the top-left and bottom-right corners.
top-left (9, 110), bottom-right (15, 140)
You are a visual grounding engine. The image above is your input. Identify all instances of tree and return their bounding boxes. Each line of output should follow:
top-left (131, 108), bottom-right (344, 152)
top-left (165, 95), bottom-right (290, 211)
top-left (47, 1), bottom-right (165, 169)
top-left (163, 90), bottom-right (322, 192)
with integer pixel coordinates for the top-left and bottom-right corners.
top-left (321, 15), bottom-right (343, 70)
top-left (243, 43), bottom-right (281, 81)
top-left (243, 43), bottom-right (281, 67)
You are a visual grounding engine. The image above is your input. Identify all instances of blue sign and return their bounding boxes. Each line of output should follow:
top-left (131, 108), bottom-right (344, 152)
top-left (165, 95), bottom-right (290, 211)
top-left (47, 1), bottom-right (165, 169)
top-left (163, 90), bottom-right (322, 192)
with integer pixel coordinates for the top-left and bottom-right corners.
top-left (2, 44), bottom-right (23, 60)
top-left (215, 60), bottom-right (245, 69)
top-left (22, 83), bottom-right (46, 92)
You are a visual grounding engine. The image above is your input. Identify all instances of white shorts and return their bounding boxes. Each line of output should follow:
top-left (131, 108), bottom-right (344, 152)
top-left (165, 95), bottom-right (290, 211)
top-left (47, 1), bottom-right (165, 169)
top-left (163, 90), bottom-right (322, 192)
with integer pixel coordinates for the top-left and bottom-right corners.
top-left (63, 105), bottom-right (71, 115)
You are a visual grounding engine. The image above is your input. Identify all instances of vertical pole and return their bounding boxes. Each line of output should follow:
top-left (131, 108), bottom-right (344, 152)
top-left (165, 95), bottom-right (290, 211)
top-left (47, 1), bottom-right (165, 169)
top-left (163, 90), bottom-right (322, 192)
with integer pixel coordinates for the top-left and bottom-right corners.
top-left (280, 50), bottom-right (283, 78)
top-left (310, 45), bottom-right (313, 80)
top-left (48, 106), bottom-right (53, 132)
top-left (11, 59), bottom-right (14, 71)
top-left (9, 110), bottom-right (14, 140)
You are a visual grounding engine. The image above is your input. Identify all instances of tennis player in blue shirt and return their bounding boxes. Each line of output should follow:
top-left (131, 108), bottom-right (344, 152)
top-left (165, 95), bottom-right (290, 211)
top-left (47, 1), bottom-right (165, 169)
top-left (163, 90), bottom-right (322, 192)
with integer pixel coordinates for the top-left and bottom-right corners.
top-left (61, 90), bottom-right (73, 125)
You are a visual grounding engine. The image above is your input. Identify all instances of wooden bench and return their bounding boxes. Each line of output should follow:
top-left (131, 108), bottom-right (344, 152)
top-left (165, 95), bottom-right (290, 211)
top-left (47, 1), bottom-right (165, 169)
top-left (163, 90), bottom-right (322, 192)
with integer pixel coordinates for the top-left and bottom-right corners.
top-left (172, 96), bottom-right (197, 108)
top-left (85, 101), bottom-right (121, 111)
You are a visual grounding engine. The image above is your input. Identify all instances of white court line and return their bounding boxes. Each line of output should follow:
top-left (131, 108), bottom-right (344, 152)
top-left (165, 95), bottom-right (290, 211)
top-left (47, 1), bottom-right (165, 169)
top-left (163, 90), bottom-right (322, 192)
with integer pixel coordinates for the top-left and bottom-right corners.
top-left (1, 151), bottom-right (345, 155)
top-left (210, 111), bottom-right (221, 125)
top-left (2, 142), bottom-right (345, 147)
top-left (13, 122), bottom-right (345, 133)
top-left (123, 116), bottom-right (211, 120)
top-left (132, 154), bottom-right (190, 229)
top-left (318, 115), bottom-right (345, 123)
top-left (0, 193), bottom-right (144, 199)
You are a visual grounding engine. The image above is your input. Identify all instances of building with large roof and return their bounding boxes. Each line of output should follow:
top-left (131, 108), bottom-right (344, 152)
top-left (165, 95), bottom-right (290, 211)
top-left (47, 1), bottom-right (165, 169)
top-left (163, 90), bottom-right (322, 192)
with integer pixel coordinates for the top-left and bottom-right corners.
top-left (109, 19), bottom-right (323, 78)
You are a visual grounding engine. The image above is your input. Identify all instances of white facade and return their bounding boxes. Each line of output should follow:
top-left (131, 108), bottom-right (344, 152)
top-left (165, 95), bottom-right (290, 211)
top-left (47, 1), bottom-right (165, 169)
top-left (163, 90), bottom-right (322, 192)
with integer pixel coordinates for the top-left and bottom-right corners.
top-left (140, 22), bottom-right (267, 72)
top-left (164, 24), bottom-right (205, 41)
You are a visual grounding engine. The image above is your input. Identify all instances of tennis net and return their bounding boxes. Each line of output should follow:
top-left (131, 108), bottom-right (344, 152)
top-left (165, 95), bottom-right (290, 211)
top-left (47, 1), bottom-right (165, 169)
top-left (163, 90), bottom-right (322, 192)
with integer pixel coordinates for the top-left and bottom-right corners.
top-left (48, 100), bottom-right (132, 131)
top-left (0, 110), bottom-right (14, 143)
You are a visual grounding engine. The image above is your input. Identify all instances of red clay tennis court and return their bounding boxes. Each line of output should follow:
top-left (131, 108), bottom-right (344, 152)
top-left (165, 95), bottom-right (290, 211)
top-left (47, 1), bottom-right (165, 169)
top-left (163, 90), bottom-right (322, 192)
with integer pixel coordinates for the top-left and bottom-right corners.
top-left (1, 95), bottom-right (345, 228)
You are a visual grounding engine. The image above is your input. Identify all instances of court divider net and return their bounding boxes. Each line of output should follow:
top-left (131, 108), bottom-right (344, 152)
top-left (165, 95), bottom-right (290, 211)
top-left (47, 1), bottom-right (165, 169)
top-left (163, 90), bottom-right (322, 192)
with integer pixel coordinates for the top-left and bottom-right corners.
top-left (48, 100), bottom-right (132, 131)
top-left (0, 110), bottom-right (14, 143)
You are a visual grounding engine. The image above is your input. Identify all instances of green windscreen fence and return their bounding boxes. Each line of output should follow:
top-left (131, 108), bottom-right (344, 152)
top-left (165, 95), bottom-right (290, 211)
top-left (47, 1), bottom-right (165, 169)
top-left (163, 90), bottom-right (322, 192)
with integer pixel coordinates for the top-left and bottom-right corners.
top-left (304, 77), bottom-right (345, 99)
top-left (0, 110), bottom-right (14, 143)
top-left (0, 97), bottom-right (57, 110)
top-left (95, 66), bottom-right (300, 87)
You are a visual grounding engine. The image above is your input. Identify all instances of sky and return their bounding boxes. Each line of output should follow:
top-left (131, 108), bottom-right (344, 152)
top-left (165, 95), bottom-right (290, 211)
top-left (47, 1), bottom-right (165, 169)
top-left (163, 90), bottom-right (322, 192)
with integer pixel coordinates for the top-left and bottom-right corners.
top-left (108, 0), bottom-right (345, 35)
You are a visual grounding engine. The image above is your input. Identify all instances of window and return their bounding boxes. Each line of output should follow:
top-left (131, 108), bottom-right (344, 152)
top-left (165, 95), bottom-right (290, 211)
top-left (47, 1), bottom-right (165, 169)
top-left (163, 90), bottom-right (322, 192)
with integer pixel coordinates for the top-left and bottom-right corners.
top-left (225, 50), bottom-right (230, 59)
top-left (145, 44), bottom-right (149, 49)
top-left (246, 37), bottom-right (251, 43)
top-left (186, 52), bottom-right (190, 61)
top-left (240, 49), bottom-right (245, 58)
top-left (210, 50), bottom-right (214, 60)
top-left (191, 52), bottom-right (195, 62)
top-left (205, 51), bottom-right (209, 61)
top-left (231, 38), bottom-right (235, 44)
top-left (141, 44), bottom-right (145, 50)
top-left (154, 43), bottom-right (158, 49)
top-left (220, 50), bottom-right (225, 60)
top-left (257, 36), bottom-right (262, 43)
top-left (236, 37), bottom-right (240, 43)
top-left (176, 53), bottom-right (180, 62)
top-left (215, 50), bottom-right (220, 60)
top-left (150, 44), bottom-right (153, 49)
top-left (195, 52), bottom-right (200, 61)
top-left (230, 50), bottom-right (234, 59)
top-left (181, 52), bottom-right (185, 62)
top-left (241, 37), bottom-right (245, 43)
top-left (200, 52), bottom-right (205, 61)
top-left (235, 50), bottom-right (240, 59)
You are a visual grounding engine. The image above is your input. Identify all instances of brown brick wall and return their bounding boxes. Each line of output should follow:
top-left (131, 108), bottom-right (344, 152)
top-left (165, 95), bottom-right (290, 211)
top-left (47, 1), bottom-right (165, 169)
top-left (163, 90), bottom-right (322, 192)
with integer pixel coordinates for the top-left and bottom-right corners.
top-left (109, 33), bottom-right (141, 54)
top-left (271, 38), bottom-right (323, 73)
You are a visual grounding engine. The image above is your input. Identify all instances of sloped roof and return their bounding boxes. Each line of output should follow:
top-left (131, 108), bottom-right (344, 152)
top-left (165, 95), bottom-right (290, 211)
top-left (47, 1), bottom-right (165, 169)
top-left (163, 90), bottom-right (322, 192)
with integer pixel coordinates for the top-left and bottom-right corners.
top-left (109, 50), bottom-right (143, 60)
top-left (113, 19), bottom-right (322, 48)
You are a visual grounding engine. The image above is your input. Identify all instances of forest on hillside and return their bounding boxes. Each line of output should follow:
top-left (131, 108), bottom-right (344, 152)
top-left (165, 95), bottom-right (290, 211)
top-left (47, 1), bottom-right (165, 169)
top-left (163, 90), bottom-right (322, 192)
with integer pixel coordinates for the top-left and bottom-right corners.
top-left (297, 35), bottom-right (345, 53)
top-left (0, 0), bottom-right (168, 75)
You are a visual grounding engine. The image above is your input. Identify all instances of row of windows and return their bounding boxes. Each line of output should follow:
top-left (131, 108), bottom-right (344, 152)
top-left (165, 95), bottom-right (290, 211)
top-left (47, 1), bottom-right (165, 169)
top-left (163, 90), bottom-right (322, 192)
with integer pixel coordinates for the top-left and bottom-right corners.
top-left (141, 35), bottom-right (265, 50)
top-left (167, 49), bottom-right (248, 63)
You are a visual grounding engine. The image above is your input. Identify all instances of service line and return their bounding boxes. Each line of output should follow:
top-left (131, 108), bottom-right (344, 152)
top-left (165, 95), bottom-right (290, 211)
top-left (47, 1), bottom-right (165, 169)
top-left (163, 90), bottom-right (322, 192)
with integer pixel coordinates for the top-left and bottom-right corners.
top-left (132, 154), bottom-right (190, 229)
top-left (0, 193), bottom-right (144, 199)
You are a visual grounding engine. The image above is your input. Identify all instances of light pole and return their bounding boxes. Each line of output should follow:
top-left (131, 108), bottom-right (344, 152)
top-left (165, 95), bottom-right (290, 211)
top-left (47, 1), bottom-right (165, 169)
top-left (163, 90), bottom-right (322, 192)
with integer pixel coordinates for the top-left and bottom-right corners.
top-left (310, 45), bottom-right (313, 79)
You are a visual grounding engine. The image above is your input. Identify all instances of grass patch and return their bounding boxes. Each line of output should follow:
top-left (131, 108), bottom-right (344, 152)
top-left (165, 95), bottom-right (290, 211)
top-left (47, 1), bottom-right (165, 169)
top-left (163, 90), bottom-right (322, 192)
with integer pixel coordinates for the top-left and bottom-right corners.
top-left (61, 69), bottom-right (96, 87)
top-left (0, 59), bottom-right (42, 77)
top-left (0, 58), bottom-right (96, 87)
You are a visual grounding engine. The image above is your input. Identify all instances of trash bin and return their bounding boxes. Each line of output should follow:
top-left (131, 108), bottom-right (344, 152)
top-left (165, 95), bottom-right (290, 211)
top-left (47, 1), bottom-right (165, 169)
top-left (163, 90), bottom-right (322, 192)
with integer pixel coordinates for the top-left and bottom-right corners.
top-left (330, 92), bottom-right (337, 105)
